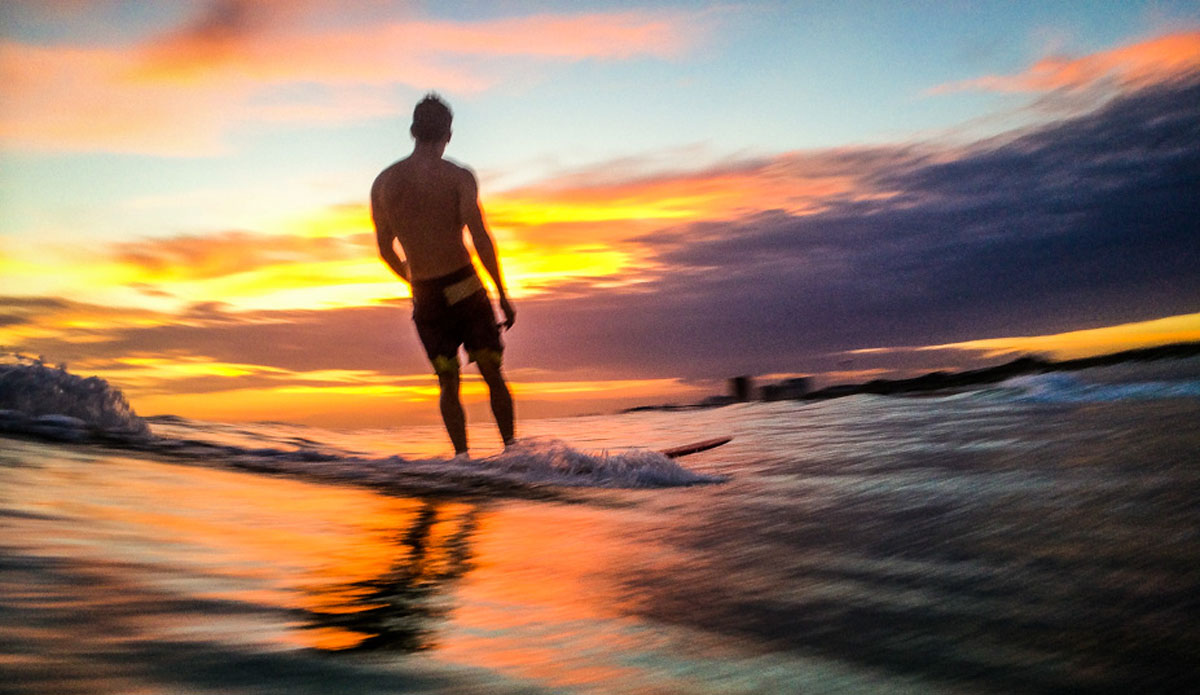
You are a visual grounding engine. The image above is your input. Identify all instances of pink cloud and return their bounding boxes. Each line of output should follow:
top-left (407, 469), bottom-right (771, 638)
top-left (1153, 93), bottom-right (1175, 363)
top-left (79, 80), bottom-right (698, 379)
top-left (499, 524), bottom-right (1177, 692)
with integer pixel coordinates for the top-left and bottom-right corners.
top-left (0, 6), bottom-right (708, 154)
top-left (109, 230), bottom-right (371, 281)
top-left (931, 31), bottom-right (1200, 95)
top-left (0, 40), bottom-right (249, 155)
top-left (134, 6), bottom-right (699, 81)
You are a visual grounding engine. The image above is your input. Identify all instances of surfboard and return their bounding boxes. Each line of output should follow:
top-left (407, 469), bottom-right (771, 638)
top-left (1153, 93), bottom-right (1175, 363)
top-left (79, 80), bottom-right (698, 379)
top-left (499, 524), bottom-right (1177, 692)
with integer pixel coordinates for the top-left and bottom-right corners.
top-left (659, 436), bottom-right (733, 459)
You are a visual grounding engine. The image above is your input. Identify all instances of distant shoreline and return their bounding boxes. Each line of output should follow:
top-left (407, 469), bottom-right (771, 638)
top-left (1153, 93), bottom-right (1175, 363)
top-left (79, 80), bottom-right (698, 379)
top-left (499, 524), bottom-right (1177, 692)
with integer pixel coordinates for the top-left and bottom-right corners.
top-left (624, 341), bottom-right (1200, 413)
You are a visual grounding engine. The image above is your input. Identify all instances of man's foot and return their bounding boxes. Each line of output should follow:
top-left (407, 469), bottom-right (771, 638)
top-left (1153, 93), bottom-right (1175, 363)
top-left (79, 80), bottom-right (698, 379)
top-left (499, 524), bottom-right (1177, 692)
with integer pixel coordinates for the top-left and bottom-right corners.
top-left (451, 451), bottom-right (471, 463)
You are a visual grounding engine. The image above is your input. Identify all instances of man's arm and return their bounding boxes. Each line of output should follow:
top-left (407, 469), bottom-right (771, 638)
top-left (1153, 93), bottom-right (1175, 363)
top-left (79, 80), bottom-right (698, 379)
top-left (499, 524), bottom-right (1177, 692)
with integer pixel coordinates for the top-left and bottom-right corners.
top-left (459, 169), bottom-right (515, 329)
top-left (371, 180), bottom-right (410, 284)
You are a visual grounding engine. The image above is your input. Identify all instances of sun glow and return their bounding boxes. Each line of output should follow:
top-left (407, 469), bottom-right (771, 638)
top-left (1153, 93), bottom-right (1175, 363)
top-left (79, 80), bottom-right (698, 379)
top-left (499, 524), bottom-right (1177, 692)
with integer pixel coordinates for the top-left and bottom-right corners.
top-left (922, 313), bottom-right (1200, 360)
top-left (114, 366), bottom-right (702, 427)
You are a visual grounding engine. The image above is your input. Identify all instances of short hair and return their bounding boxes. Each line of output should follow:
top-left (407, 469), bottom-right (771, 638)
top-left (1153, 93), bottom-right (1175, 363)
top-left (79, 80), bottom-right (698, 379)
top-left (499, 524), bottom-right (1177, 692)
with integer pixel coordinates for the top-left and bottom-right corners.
top-left (410, 93), bottom-right (452, 143)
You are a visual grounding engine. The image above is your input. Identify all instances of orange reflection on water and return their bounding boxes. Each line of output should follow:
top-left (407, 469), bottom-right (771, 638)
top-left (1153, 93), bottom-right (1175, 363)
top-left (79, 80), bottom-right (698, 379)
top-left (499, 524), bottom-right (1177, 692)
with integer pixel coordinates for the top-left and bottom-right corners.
top-left (429, 501), bottom-right (686, 689)
top-left (7, 443), bottom-right (687, 687)
top-left (7, 452), bottom-right (450, 652)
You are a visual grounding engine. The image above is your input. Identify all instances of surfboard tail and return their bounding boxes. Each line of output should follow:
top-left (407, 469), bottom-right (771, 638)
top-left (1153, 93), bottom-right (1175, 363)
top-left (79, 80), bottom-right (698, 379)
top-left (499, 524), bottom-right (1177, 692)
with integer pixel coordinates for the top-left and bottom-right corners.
top-left (659, 436), bottom-right (733, 459)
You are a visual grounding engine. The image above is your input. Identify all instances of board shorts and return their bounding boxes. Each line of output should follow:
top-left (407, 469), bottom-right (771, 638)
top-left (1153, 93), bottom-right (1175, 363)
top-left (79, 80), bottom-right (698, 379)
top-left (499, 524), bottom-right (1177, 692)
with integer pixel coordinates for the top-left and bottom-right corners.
top-left (411, 265), bottom-right (503, 374)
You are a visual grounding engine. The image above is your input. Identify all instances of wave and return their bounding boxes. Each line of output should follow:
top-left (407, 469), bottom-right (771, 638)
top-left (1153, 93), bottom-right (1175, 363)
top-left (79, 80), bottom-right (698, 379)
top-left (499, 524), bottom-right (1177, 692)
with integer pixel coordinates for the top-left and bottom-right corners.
top-left (0, 359), bottom-right (722, 492)
top-left (983, 372), bottom-right (1200, 404)
top-left (0, 357), bottom-right (149, 440)
top-left (215, 437), bottom-right (724, 493)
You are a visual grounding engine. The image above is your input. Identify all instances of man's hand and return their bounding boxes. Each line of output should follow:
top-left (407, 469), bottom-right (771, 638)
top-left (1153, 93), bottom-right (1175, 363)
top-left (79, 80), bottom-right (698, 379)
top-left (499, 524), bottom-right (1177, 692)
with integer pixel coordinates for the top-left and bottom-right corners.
top-left (498, 296), bottom-right (516, 331)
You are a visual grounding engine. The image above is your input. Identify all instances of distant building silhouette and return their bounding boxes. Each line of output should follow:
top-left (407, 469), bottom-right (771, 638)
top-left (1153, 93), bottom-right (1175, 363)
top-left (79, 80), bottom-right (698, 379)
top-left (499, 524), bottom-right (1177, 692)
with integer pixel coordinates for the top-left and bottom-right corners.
top-left (728, 376), bottom-right (754, 402)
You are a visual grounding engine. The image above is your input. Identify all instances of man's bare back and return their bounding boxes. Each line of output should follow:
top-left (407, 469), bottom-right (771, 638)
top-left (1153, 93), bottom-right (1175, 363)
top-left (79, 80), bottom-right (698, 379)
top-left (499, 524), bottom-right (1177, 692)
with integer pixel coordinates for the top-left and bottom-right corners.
top-left (371, 155), bottom-right (474, 281)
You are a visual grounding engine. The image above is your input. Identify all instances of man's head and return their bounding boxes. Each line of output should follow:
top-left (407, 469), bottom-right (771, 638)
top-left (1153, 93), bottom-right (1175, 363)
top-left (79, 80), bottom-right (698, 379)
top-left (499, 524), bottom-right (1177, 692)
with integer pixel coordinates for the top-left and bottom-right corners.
top-left (411, 94), bottom-right (452, 144)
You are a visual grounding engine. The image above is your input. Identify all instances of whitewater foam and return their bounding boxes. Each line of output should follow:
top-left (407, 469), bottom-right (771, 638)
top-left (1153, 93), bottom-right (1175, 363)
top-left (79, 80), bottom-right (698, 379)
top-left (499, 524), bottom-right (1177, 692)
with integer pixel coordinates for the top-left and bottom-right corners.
top-left (161, 434), bottom-right (725, 493)
top-left (0, 360), bottom-right (722, 491)
top-left (0, 357), bottom-right (149, 439)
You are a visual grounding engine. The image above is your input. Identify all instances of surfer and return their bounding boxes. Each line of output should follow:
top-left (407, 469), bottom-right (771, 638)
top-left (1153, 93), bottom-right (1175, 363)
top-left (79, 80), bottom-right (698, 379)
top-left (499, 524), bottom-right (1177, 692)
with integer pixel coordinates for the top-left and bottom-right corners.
top-left (371, 94), bottom-right (516, 457)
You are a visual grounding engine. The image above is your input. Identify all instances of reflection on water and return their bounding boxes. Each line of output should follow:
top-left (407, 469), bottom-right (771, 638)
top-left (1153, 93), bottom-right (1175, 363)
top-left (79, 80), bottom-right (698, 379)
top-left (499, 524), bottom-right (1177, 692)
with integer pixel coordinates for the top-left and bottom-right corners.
top-left (1, 437), bottom-right (783, 694)
top-left (305, 501), bottom-right (479, 652)
top-left (0, 441), bottom-right (556, 694)
top-left (3, 390), bottom-right (1200, 694)
top-left (0, 442), bottom-right (481, 656)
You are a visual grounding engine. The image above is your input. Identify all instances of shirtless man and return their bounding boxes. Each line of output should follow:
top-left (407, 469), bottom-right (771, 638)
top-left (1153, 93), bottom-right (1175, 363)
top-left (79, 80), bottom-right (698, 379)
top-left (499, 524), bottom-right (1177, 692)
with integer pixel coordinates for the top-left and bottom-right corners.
top-left (371, 94), bottom-right (515, 457)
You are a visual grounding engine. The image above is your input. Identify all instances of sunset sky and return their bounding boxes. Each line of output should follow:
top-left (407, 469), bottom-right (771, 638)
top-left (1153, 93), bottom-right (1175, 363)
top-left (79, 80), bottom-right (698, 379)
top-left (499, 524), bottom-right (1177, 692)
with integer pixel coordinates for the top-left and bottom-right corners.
top-left (3, 0), bottom-right (1199, 427)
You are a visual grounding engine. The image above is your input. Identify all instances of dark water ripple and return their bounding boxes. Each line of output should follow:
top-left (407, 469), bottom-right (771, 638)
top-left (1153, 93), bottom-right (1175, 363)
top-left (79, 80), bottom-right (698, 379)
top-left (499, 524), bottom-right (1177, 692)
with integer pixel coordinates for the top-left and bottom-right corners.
top-left (619, 398), bottom-right (1200, 694)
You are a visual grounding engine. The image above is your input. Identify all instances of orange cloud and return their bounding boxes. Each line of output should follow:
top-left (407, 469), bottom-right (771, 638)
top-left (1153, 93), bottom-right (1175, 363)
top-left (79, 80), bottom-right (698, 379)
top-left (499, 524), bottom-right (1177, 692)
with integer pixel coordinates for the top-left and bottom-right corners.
top-left (107, 150), bottom-right (895, 305)
top-left (447, 150), bottom-right (903, 297)
top-left (5, 143), bottom-right (910, 315)
top-left (918, 312), bottom-right (1200, 360)
top-left (488, 153), bottom-right (887, 237)
top-left (0, 296), bottom-right (174, 352)
top-left (0, 8), bottom-right (708, 154)
top-left (110, 230), bottom-right (370, 282)
top-left (931, 31), bottom-right (1200, 95)
top-left (59, 149), bottom-right (884, 310)
top-left (846, 313), bottom-right (1200, 362)
top-left (481, 148), bottom-right (909, 282)
top-left (2, 206), bottom-right (400, 312)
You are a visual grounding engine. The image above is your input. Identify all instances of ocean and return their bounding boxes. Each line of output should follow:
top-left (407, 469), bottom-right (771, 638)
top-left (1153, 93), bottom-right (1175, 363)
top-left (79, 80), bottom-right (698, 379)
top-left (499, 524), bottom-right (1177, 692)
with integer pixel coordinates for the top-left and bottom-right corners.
top-left (2, 358), bottom-right (1199, 694)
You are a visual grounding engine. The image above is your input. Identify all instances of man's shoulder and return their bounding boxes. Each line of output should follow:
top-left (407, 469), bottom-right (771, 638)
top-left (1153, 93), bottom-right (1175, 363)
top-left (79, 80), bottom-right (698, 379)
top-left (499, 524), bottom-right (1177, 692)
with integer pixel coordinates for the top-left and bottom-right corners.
top-left (372, 158), bottom-right (407, 189)
top-left (372, 156), bottom-right (473, 195)
top-left (380, 156), bottom-right (416, 175)
top-left (442, 158), bottom-right (476, 181)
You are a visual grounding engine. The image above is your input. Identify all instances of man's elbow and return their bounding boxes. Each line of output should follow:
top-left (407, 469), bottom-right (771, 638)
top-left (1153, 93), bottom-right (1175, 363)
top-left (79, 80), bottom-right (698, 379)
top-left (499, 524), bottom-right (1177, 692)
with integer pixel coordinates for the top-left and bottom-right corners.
top-left (376, 233), bottom-right (396, 260)
top-left (468, 223), bottom-right (495, 247)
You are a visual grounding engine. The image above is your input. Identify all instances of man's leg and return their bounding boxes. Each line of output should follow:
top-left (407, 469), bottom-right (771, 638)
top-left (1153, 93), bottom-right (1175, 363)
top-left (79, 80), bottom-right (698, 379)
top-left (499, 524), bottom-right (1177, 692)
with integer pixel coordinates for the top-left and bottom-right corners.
top-left (475, 355), bottom-right (514, 445)
top-left (434, 357), bottom-right (468, 455)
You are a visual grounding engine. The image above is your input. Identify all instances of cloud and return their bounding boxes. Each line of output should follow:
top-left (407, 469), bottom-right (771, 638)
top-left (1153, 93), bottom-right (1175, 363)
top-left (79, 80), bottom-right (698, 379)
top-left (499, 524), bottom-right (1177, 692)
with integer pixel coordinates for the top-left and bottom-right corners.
top-left (499, 75), bottom-right (1200, 380)
top-left (0, 293), bottom-right (709, 425)
top-left (931, 31), bottom-right (1200, 95)
top-left (1, 294), bottom-right (428, 376)
top-left (6, 72), bottom-right (1198, 413)
top-left (490, 154), bottom-right (876, 228)
top-left (132, 1), bottom-right (699, 81)
top-left (908, 312), bottom-right (1200, 360)
top-left (109, 230), bottom-right (371, 281)
top-left (480, 145), bottom-right (932, 293)
top-left (0, 5), bottom-right (709, 154)
top-left (0, 37), bottom-right (261, 154)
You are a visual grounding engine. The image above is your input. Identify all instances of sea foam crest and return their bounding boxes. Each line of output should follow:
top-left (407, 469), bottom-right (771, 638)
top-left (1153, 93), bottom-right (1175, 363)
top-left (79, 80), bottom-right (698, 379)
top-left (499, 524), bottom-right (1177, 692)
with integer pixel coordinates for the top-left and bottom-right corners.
top-left (0, 357), bottom-right (149, 440)
top-left (221, 437), bottom-right (727, 491)
top-left (472, 438), bottom-right (726, 488)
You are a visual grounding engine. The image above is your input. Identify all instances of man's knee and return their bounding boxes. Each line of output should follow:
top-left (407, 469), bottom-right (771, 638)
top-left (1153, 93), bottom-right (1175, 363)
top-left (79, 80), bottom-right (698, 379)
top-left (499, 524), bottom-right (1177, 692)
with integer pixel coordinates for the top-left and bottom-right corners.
top-left (432, 354), bottom-right (460, 378)
top-left (474, 353), bottom-right (508, 389)
top-left (469, 348), bottom-right (503, 373)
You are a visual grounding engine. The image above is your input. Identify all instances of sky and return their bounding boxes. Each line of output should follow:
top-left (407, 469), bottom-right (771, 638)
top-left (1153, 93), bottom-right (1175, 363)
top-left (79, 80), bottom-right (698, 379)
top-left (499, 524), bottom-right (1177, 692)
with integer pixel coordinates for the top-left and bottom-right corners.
top-left (2, 0), bottom-right (1199, 427)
